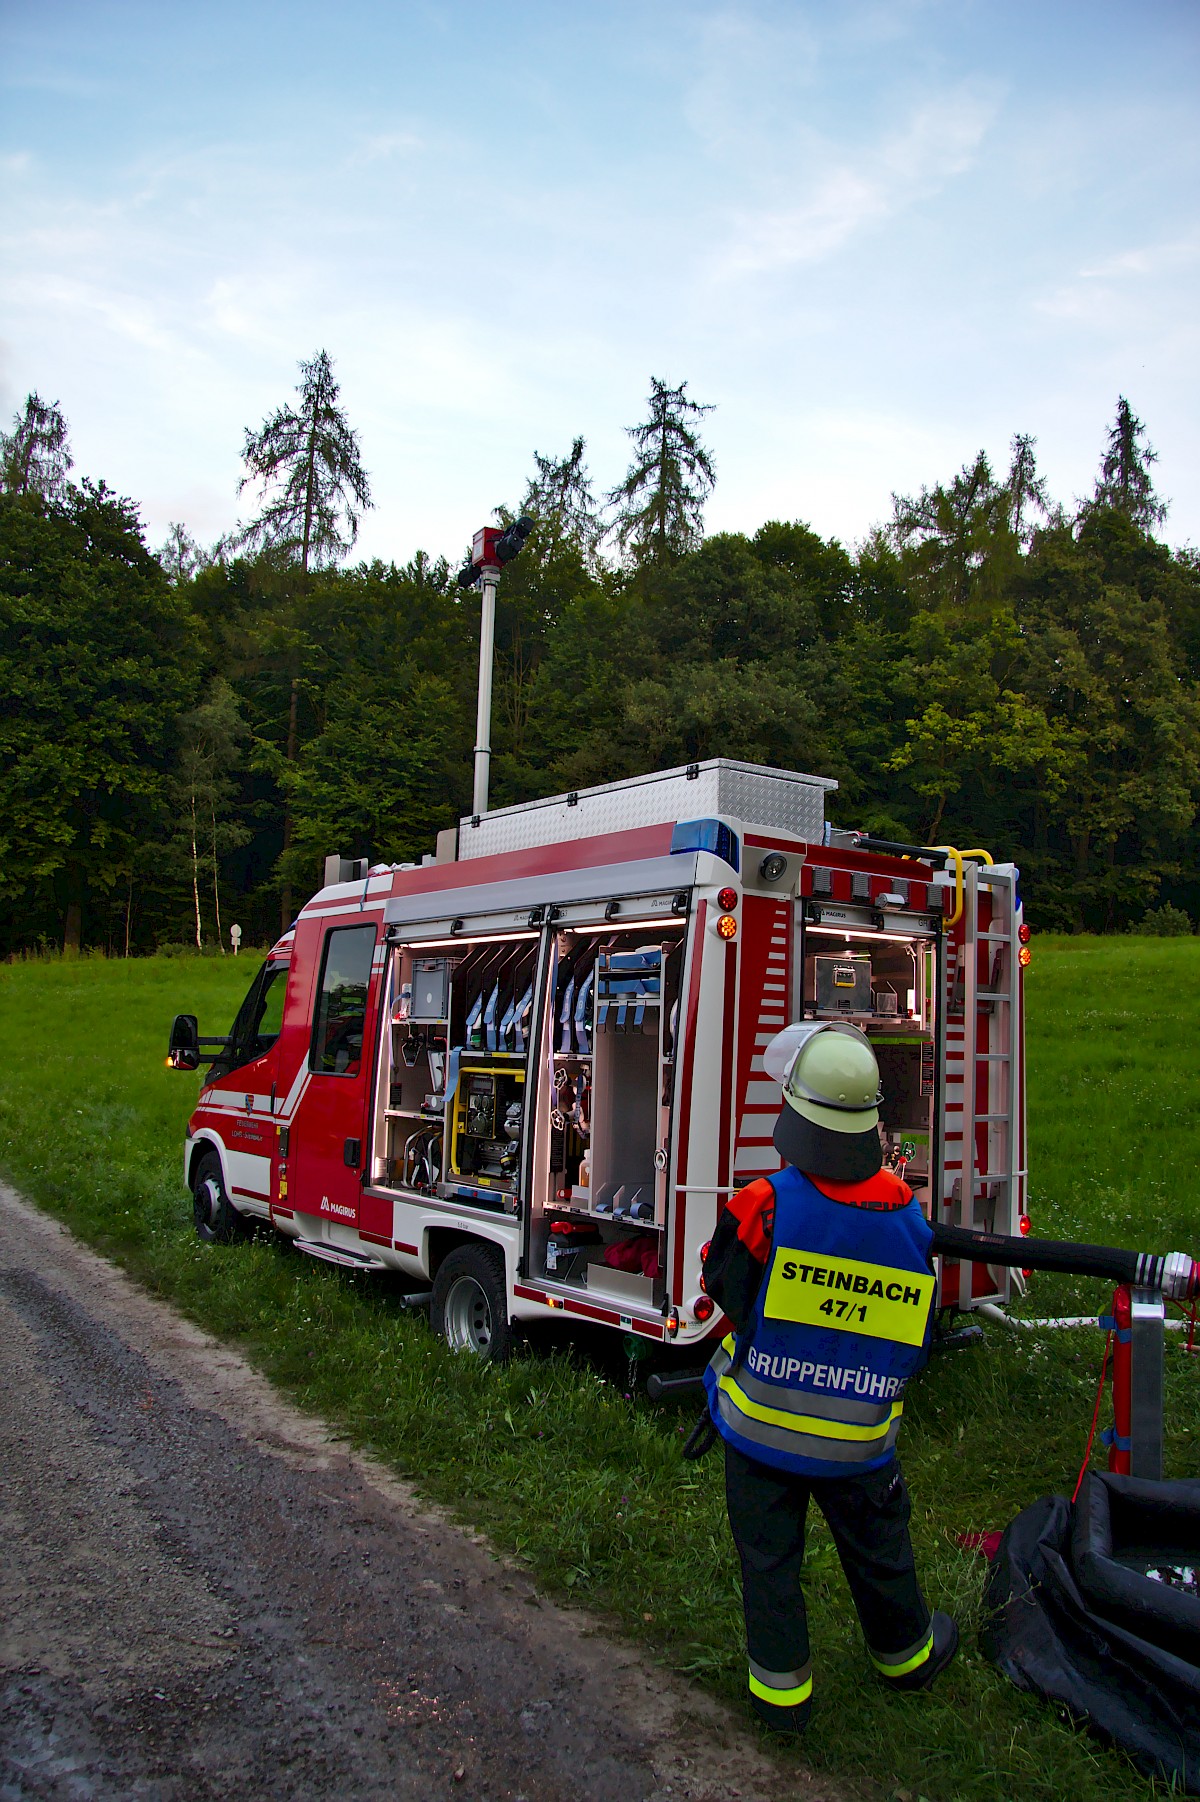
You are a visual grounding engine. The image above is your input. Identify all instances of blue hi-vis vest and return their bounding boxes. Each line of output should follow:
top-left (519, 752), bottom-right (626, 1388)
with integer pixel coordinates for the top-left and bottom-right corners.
top-left (704, 1165), bottom-right (937, 1478)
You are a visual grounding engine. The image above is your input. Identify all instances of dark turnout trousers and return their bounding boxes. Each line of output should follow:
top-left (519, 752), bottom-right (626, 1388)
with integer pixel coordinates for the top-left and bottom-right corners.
top-left (724, 1442), bottom-right (933, 1718)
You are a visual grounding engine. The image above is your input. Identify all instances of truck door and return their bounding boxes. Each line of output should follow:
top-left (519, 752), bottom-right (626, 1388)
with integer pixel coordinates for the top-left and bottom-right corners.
top-left (202, 956), bottom-right (289, 1215)
top-left (292, 921), bottom-right (379, 1231)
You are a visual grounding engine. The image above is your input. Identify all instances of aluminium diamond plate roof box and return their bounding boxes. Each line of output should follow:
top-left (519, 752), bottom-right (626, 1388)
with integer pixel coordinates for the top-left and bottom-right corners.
top-left (456, 759), bottom-right (837, 860)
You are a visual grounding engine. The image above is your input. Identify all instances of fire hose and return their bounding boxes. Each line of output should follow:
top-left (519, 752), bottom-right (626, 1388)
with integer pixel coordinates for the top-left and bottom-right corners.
top-left (929, 1223), bottom-right (1200, 1301)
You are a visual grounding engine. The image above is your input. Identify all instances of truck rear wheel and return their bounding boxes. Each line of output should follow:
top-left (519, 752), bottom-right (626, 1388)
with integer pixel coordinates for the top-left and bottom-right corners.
top-left (430, 1245), bottom-right (513, 1362)
top-left (192, 1151), bottom-right (245, 1245)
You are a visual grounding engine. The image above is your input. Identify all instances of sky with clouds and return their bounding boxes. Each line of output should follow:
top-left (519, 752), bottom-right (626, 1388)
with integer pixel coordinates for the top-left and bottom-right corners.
top-left (1, 0), bottom-right (1196, 564)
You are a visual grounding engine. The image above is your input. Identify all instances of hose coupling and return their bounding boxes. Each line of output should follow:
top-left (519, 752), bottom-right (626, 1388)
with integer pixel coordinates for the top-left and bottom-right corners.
top-left (1160, 1251), bottom-right (1199, 1302)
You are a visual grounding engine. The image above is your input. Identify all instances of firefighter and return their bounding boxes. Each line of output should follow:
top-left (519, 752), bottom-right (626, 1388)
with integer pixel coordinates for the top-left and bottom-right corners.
top-left (701, 1022), bottom-right (956, 1734)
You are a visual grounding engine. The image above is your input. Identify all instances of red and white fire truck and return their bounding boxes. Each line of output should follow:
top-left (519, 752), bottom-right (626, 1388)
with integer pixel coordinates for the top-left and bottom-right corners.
top-left (169, 758), bottom-right (1029, 1360)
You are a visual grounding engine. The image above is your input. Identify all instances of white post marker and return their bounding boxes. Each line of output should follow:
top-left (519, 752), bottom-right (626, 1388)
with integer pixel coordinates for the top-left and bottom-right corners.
top-left (230, 923), bottom-right (242, 955)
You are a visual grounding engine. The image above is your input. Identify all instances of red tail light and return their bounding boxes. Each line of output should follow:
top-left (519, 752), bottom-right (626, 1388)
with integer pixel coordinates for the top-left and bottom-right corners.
top-left (717, 886), bottom-right (738, 911)
top-left (1018, 923), bottom-right (1031, 944)
top-left (1019, 1214), bottom-right (1031, 1236)
top-left (692, 1295), bottom-right (715, 1323)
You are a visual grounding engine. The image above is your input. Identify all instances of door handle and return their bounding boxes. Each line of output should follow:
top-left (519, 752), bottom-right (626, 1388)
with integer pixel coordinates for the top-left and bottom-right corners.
top-left (344, 1137), bottom-right (362, 1169)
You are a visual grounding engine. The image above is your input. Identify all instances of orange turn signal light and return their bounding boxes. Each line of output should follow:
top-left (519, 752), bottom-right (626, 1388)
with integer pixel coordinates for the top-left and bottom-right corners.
top-left (716, 914), bottom-right (738, 940)
top-left (1018, 946), bottom-right (1032, 967)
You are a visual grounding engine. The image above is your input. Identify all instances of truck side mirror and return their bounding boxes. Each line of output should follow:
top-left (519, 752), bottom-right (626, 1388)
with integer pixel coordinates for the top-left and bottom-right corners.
top-left (168, 1013), bottom-right (200, 1071)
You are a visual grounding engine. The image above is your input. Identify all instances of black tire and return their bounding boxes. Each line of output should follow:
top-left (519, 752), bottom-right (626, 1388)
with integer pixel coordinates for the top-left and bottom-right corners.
top-left (191, 1151), bottom-right (245, 1245)
top-left (430, 1244), bottom-right (514, 1362)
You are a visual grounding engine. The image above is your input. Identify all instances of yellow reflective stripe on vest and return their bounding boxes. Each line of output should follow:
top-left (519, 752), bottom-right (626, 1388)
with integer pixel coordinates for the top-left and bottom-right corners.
top-left (870, 1629), bottom-right (934, 1677)
top-left (764, 1249), bottom-right (935, 1346)
top-left (718, 1373), bottom-right (904, 1443)
top-left (714, 1386), bottom-right (902, 1463)
top-left (749, 1670), bottom-right (813, 1707)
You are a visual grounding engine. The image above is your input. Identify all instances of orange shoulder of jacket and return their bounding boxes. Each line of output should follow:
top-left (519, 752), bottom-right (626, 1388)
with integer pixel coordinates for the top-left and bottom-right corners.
top-left (725, 1176), bottom-right (777, 1261)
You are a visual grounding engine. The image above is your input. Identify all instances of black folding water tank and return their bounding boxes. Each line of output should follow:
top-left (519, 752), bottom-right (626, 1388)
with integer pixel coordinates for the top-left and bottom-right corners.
top-left (982, 1473), bottom-right (1200, 1793)
top-left (1074, 1472), bottom-right (1200, 1663)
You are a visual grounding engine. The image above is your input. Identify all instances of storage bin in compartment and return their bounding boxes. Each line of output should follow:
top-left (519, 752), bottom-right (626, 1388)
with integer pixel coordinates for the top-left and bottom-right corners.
top-left (585, 1259), bottom-right (659, 1309)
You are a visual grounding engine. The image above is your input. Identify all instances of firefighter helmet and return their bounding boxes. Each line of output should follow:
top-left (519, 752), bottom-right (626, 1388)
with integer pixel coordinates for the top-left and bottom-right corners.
top-left (763, 1022), bottom-right (884, 1181)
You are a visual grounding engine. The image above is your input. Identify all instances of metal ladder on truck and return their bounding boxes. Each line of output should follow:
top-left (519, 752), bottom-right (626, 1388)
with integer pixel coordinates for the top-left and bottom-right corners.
top-left (939, 859), bottom-right (1026, 1310)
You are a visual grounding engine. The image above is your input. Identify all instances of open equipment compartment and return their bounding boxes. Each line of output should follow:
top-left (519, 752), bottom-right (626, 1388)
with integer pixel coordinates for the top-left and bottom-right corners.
top-left (799, 917), bottom-right (939, 1205)
top-left (530, 923), bottom-right (686, 1311)
top-left (372, 931), bottom-right (539, 1213)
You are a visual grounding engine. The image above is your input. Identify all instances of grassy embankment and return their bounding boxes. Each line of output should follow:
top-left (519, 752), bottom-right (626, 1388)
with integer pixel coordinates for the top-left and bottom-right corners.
top-left (2, 938), bottom-right (1198, 1802)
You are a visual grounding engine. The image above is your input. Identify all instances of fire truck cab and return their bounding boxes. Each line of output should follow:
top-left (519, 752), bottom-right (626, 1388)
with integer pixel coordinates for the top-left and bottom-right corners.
top-left (172, 759), bottom-right (1027, 1359)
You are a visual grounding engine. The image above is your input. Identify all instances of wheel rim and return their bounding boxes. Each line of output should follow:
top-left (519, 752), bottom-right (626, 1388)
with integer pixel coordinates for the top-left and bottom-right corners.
top-left (196, 1176), bottom-right (221, 1230)
top-left (443, 1274), bottom-right (493, 1353)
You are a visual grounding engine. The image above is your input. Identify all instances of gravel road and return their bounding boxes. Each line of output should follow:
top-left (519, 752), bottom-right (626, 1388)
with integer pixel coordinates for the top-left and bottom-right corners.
top-left (0, 1183), bottom-right (833, 1802)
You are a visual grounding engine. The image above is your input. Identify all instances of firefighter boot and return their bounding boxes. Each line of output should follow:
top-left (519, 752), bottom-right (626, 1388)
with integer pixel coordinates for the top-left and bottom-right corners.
top-left (873, 1612), bottom-right (958, 1692)
top-left (750, 1693), bottom-right (812, 1736)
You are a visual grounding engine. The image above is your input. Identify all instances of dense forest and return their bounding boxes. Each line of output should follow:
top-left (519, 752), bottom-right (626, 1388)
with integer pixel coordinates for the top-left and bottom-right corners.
top-left (2, 361), bottom-right (1197, 955)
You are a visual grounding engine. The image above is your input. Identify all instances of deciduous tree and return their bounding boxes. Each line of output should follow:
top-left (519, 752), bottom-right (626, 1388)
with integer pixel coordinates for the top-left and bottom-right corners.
top-left (0, 482), bottom-right (198, 952)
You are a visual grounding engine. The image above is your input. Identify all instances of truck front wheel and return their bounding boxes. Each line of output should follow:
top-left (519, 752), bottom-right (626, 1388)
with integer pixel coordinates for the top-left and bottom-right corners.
top-left (430, 1245), bottom-right (514, 1362)
top-left (192, 1151), bottom-right (245, 1245)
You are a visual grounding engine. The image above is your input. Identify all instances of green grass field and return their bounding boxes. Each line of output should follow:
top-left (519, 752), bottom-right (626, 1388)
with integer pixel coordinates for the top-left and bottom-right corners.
top-left (2, 937), bottom-right (1198, 1802)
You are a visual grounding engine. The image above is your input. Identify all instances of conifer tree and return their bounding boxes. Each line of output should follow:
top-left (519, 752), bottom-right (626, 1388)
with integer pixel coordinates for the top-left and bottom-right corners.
top-left (238, 350), bottom-right (372, 573)
top-left (1091, 396), bottom-right (1167, 530)
top-left (521, 436), bottom-right (601, 560)
top-left (237, 350), bottom-right (372, 926)
top-left (1005, 433), bottom-right (1049, 543)
top-left (607, 378), bottom-right (715, 564)
top-left (0, 393), bottom-right (73, 500)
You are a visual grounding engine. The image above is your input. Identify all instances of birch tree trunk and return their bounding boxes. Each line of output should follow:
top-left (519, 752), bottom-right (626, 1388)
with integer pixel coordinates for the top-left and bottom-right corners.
top-left (191, 793), bottom-right (202, 950)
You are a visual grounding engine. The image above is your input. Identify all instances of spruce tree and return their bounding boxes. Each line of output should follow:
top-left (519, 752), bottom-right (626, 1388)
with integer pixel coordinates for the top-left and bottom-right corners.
top-left (1005, 433), bottom-right (1049, 543)
top-left (521, 436), bottom-right (601, 560)
top-left (238, 350), bottom-right (372, 573)
top-left (0, 393), bottom-right (73, 500)
top-left (1091, 397), bottom-right (1166, 530)
top-left (237, 350), bottom-right (372, 926)
top-left (607, 378), bottom-right (715, 564)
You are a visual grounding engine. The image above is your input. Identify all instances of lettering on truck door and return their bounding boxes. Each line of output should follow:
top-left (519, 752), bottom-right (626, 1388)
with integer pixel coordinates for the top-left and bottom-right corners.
top-left (291, 922), bottom-right (379, 1229)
